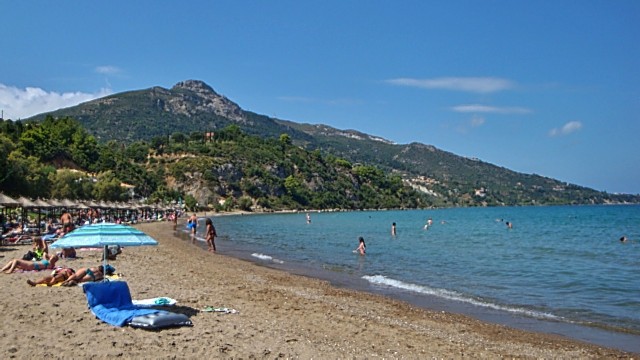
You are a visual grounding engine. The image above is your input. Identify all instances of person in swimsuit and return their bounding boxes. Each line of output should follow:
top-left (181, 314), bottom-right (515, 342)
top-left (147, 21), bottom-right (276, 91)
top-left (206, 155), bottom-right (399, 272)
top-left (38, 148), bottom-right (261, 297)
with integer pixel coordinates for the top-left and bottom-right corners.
top-left (1, 253), bottom-right (59, 274)
top-left (27, 267), bottom-right (76, 286)
top-left (205, 218), bottom-right (217, 252)
top-left (355, 236), bottom-right (366, 255)
top-left (61, 265), bottom-right (115, 286)
top-left (60, 211), bottom-right (74, 234)
top-left (188, 214), bottom-right (198, 235)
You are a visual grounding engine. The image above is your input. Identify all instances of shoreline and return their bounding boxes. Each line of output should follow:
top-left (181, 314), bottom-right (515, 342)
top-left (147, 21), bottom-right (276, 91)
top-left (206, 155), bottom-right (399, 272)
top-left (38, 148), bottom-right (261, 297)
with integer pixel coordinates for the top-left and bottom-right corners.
top-left (176, 217), bottom-right (640, 354)
top-left (0, 220), bottom-right (635, 358)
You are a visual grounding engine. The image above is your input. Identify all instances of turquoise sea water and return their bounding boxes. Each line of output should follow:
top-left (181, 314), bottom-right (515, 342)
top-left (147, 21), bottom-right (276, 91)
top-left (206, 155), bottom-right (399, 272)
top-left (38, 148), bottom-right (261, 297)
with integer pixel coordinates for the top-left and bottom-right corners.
top-left (188, 205), bottom-right (640, 350)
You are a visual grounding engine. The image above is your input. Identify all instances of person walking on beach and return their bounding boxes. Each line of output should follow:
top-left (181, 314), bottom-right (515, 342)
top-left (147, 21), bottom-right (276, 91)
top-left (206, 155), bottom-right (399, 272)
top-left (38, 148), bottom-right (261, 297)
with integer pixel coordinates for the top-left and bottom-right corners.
top-left (355, 236), bottom-right (366, 255)
top-left (188, 213), bottom-right (198, 235)
top-left (173, 210), bottom-right (179, 231)
top-left (60, 211), bottom-right (74, 234)
top-left (205, 218), bottom-right (217, 252)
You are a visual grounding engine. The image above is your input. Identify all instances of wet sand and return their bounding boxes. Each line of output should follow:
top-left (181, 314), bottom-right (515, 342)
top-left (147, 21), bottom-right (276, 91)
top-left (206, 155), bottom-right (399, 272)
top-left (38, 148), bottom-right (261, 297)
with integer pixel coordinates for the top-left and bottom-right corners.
top-left (0, 220), bottom-right (635, 359)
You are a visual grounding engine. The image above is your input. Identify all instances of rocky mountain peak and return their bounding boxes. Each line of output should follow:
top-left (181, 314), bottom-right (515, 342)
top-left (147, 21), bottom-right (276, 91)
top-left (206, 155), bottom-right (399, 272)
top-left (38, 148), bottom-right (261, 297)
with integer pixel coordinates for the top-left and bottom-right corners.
top-left (166, 80), bottom-right (248, 123)
top-left (171, 80), bottom-right (218, 95)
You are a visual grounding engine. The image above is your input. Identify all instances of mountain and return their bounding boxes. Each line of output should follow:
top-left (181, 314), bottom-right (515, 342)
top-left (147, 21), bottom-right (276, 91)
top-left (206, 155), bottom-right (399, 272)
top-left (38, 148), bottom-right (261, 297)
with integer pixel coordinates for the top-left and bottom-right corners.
top-left (29, 80), bottom-right (639, 206)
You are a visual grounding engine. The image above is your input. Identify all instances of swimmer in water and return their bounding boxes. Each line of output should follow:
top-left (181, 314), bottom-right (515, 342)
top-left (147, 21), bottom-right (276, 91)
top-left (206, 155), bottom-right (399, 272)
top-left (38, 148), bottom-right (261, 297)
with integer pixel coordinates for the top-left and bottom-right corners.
top-left (355, 236), bottom-right (366, 255)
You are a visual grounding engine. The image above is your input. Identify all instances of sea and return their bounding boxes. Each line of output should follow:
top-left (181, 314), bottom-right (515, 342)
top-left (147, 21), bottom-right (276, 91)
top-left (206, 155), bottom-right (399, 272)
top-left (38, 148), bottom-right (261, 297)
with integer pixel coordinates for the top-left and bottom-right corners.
top-left (184, 205), bottom-right (640, 352)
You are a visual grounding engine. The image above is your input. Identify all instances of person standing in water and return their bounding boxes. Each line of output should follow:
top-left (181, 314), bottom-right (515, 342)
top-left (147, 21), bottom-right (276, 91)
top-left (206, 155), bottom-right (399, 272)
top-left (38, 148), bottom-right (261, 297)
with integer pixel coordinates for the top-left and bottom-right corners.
top-left (306, 212), bottom-right (311, 224)
top-left (205, 218), bottom-right (217, 252)
top-left (391, 222), bottom-right (397, 236)
top-left (188, 213), bottom-right (198, 235)
top-left (355, 236), bottom-right (366, 255)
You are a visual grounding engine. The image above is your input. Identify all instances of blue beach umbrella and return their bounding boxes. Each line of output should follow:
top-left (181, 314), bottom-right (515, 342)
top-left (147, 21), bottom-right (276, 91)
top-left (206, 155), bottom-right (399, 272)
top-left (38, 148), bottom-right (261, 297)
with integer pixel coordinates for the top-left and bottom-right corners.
top-left (50, 223), bottom-right (158, 277)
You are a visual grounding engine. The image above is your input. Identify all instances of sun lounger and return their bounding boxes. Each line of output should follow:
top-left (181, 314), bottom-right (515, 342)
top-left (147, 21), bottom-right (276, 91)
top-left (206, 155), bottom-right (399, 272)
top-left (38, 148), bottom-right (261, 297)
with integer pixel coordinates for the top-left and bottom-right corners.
top-left (1, 234), bottom-right (33, 245)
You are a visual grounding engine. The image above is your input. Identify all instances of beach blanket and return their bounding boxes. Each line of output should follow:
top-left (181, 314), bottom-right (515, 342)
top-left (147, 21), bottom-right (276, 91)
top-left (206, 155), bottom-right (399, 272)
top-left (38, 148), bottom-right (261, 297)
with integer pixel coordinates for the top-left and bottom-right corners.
top-left (83, 281), bottom-right (159, 327)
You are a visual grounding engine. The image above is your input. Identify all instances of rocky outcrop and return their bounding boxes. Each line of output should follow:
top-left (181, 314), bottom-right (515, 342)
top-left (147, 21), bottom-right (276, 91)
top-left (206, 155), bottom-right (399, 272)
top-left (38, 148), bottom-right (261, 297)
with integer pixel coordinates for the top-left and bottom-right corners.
top-left (167, 80), bottom-right (248, 123)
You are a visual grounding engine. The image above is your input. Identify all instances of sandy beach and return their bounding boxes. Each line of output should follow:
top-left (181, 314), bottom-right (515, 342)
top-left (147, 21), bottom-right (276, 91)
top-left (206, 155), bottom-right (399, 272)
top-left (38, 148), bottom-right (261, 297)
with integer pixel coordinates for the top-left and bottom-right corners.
top-left (0, 220), bottom-right (635, 359)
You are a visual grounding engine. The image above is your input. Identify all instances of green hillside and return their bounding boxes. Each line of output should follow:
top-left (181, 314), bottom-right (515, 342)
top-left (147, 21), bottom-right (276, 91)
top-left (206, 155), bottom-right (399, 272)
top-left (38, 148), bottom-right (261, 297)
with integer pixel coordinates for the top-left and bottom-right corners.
top-left (23, 80), bottom-right (639, 207)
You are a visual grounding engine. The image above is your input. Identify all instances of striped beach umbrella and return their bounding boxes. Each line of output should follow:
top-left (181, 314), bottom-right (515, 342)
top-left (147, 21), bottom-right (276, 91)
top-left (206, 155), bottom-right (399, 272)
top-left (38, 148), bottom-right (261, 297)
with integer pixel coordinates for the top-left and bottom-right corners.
top-left (50, 223), bottom-right (158, 275)
top-left (50, 223), bottom-right (158, 249)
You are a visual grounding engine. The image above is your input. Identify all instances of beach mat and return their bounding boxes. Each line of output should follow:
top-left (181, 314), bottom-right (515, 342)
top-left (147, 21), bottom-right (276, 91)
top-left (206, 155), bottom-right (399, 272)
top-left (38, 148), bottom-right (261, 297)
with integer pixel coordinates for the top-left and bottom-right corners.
top-left (83, 281), bottom-right (159, 327)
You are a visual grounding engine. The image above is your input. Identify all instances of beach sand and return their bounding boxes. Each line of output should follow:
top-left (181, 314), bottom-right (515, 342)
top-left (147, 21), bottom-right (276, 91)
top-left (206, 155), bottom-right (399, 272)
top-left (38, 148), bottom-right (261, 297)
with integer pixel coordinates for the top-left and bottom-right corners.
top-left (0, 220), bottom-right (634, 359)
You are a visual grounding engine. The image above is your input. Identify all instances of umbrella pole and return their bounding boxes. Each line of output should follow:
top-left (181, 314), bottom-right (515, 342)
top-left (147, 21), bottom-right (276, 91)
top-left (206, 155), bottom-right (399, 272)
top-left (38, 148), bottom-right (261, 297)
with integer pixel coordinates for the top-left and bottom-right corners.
top-left (103, 245), bottom-right (108, 282)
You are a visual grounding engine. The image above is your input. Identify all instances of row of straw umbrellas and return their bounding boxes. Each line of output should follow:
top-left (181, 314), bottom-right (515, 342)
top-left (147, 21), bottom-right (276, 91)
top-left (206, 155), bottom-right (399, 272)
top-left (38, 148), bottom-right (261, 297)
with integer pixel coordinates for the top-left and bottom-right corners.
top-left (0, 193), bottom-right (171, 211)
top-left (0, 193), bottom-right (176, 235)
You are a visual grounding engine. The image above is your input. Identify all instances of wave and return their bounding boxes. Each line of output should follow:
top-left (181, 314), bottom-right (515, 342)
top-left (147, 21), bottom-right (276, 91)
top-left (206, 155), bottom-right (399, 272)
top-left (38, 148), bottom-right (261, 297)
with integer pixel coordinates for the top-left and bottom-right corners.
top-left (251, 253), bottom-right (284, 264)
top-left (362, 274), bottom-right (561, 321)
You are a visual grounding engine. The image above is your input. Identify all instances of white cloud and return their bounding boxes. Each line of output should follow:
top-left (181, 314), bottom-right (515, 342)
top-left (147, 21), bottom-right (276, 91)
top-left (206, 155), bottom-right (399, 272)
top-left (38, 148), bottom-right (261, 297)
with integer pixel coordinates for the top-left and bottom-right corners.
top-left (95, 65), bottom-right (122, 75)
top-left (386, 77), bottom-right (514, 93)
top-left (549, 121), bottom-right (583, 137)
top-left (451, 104), bottom-right (531, 114)
top-left (0, 83), bottom-right (112, 120)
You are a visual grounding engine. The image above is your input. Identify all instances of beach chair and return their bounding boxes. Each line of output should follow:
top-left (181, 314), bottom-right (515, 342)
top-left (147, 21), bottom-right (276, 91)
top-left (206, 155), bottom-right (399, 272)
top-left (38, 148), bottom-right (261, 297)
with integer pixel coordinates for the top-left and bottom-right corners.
top-left (1, 234), bottom-right (33, 245)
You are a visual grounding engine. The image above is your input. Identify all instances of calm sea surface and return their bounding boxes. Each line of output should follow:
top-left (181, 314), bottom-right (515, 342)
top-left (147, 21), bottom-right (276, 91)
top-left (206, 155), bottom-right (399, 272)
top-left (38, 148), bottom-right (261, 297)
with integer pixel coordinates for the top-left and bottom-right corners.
top-left (187, 205), bottom-right (640, 351)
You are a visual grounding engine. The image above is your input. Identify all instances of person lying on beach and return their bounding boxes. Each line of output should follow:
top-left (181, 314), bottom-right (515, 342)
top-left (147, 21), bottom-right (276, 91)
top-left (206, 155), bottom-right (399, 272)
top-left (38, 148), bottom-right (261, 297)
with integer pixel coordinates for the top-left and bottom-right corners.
top-left (61, 265), bottom-right (115, 286)
top-left (1, 253), bottom-right (59, 274)
top-left (27, 267), bottom-right (75, 286)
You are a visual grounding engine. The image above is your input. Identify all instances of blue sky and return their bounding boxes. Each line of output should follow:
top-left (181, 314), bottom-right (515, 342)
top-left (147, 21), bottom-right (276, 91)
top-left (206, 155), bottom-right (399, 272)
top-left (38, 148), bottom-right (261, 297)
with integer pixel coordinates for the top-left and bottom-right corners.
top-left (1, 1), bottom-right (638, 194)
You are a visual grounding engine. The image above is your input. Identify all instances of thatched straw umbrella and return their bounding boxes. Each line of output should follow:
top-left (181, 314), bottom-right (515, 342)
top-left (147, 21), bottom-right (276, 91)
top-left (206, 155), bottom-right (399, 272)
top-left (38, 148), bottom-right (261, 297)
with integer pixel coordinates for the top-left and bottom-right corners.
top-left (17, 197), bottom-right (38, 233)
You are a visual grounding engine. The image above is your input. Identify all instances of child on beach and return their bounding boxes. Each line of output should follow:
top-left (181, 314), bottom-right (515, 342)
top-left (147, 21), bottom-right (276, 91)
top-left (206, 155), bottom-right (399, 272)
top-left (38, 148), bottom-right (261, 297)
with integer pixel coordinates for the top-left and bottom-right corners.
top-left (205, 218), bottom-right (217, 252)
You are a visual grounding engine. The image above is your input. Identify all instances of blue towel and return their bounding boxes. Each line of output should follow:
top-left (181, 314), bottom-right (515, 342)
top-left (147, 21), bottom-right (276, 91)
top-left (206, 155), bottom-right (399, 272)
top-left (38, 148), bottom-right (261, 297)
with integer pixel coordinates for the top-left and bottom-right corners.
top-left (83, 281), bottom-right (159, 327)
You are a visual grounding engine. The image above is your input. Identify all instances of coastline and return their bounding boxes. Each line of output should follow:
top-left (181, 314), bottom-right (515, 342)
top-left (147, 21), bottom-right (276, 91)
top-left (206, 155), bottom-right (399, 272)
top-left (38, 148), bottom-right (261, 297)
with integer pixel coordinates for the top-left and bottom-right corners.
top-left (0, 220), bottom-right (634, 358)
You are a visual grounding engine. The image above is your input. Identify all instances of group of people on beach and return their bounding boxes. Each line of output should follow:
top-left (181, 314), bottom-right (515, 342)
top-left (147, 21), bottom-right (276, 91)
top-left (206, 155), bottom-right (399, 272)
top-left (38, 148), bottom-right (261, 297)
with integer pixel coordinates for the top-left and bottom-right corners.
top-left (186, 214), bottom-right (218, 252)
top-left (1, 235), bottom-right (116, 286)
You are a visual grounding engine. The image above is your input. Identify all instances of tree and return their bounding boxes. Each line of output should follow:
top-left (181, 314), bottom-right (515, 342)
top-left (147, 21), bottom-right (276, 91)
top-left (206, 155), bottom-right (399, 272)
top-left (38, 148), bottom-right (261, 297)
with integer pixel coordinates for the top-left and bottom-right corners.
top-left (279, 133), bottom-right (292, 146)
top-left (49, 169), bottom-right (87, 200)
top-left (238, 196), bottom-right (253, 211)
top-left (92, 171), bottom-right (124, 201)
top-left (5, 150), bottom-right (54, 197)
top-left (171, 132), bottom-right (187, 144)
top-left (0, 133), bottom-right (15, 187)
top-left (183, 194), bottom-right (197, 211)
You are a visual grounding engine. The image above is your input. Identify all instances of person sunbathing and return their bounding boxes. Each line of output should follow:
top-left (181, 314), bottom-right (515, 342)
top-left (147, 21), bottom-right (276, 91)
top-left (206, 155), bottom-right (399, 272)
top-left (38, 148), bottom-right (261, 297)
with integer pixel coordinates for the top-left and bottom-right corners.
top-left (27, 267), bottom-right (76, 286)
top-left (61, 265), bottom-right (115, 286)
top-left (1, 253), bottom-right (59, 274)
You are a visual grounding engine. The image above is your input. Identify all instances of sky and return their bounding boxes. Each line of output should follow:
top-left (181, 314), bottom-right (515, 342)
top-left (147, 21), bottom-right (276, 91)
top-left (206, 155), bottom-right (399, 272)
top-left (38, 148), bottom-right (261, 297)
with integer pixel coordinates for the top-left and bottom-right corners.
top-left (1, 1), bottom-right (638, 194)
